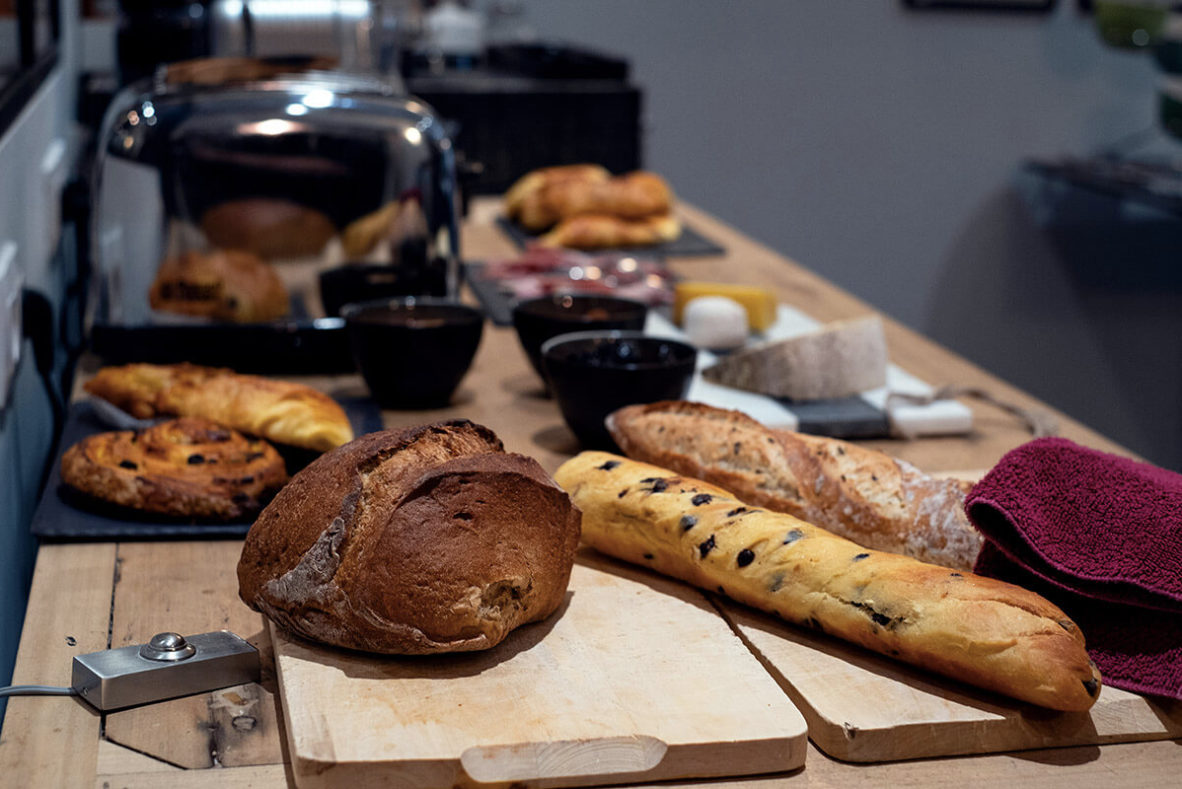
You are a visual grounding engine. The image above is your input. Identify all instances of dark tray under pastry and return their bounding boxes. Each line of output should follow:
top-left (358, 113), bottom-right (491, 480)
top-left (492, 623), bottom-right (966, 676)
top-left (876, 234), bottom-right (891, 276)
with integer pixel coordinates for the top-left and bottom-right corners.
top-left (31, 397), bottom-right (383, 541)
top-left (496, 216), bottom-right (725, 257)
top-left (89, 318), bottom-right (356, 375)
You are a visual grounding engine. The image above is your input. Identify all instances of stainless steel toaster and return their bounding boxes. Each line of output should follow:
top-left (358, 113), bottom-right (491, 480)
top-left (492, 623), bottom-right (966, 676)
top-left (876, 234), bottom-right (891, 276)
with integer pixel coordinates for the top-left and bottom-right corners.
top-left (87, 62), bottom-right (461, 370)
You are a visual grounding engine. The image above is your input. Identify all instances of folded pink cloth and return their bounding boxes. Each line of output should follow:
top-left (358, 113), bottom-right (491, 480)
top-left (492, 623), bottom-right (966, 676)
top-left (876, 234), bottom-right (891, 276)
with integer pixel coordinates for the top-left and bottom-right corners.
top-left (966, 437), bottom-right (1182, 701)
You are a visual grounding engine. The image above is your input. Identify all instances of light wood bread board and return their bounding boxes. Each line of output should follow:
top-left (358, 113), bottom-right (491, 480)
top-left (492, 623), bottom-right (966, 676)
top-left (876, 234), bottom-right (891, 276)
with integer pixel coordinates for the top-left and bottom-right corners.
top-left (272, 550), bottom-right (807, 789)
top-left (718, 599), bottom-right (1182, 763)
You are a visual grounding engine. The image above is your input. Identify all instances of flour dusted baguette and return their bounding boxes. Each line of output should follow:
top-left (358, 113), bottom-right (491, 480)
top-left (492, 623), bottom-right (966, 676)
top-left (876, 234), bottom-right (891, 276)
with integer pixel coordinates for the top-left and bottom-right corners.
top-left (606, 401), bottom-right (983, 571)
top-left (554, 451), bottom-right (1101, 711)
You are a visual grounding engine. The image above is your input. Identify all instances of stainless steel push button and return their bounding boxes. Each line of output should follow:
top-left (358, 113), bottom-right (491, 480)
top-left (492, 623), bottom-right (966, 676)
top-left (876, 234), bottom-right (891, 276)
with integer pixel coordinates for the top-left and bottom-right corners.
top-left (139, 632), bottom-right (197, 662)
top-left (72, 630), bottom-right (259, 711)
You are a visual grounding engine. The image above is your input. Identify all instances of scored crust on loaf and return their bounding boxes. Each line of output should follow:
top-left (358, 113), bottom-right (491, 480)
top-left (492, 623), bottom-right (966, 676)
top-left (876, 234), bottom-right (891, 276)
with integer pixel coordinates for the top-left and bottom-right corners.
top-left (237, 420), bottom-right (582, 654)
top-left (554, 451), bottom-right (1101, 712)
top-left (606, 401), bottom-right (983, 571)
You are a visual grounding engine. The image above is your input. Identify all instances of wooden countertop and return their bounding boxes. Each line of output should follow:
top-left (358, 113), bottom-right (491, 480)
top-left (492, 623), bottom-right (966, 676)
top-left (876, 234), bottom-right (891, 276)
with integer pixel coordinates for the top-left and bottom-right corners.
top-left (1, 198), bottom-right (1174, 787)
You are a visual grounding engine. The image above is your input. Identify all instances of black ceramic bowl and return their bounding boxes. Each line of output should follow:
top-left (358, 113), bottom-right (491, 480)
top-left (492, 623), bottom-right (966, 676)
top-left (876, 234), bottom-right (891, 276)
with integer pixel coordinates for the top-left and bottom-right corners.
top-left (542, 331), bottom-right (697, 449)
top-left (320, 261), bottom-right (448, 317)
top-left (512, 294), bottom-right (649, 386)
top-left (342, 298), bottom-right (483, 408)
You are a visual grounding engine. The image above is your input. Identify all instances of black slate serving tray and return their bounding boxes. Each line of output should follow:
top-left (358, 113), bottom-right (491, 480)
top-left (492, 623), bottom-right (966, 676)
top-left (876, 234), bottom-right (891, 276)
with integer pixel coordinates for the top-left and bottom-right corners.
top-left (495, 216), bottom-right (726, 257)
top-left (31, 397), bottom-right (383, 541)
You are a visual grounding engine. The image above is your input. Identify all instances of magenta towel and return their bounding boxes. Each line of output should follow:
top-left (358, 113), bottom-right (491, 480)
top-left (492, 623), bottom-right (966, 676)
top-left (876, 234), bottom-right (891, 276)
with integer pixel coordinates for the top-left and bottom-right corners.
top-left (966, 437), bottom-right (1182, 701)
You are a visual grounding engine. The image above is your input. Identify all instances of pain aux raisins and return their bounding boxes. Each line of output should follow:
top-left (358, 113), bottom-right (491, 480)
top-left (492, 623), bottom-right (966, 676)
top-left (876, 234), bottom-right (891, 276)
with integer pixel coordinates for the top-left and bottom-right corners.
top-left (597, 460), bottom-right (621, 471)
top-left (691, 493), bottom-right (713, 506)
top-left (698, 535), bottom-right (716, 558)
top-left (736, 549), bottom-right (755, 567)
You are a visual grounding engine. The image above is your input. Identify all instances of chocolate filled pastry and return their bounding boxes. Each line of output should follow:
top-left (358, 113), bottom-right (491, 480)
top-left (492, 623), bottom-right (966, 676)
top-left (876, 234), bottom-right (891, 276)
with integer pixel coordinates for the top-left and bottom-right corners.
top-left (84, 363), bottom-right (354, 452)
top-left (60, 417), bottom-right (288, 520)
top-left (149, 249), bottom-right (289, 323)
top-left (200, 198), bottom-right (337, 259)
top-left (238, 420), bottom-right (582, 654)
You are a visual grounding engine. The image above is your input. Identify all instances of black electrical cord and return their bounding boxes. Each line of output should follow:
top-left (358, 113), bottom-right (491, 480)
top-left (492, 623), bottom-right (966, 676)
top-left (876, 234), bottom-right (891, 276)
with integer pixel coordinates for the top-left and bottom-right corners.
top-left (21, 288), bottom-right (65, 495)
top-left (0, 685), bottom-right (76, 698)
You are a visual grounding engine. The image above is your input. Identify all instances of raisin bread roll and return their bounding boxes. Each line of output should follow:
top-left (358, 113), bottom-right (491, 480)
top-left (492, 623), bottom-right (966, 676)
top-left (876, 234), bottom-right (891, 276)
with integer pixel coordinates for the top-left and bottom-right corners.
top-left (60, 417), bottom-right (287, 519)
top-left (554, 451), bottom-right (1100, 711)
top-left (238, 421), bottom-right (582, 654)
top-left (607, 401), bottom-right (982, 571)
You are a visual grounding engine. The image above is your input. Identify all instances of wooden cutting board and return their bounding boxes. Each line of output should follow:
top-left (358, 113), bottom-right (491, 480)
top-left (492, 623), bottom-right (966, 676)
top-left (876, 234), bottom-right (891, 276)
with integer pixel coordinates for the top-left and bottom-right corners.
top-left (719, 600), bottom-right (1182, 763)
top-left (272, 551), bottom-right (807, 789)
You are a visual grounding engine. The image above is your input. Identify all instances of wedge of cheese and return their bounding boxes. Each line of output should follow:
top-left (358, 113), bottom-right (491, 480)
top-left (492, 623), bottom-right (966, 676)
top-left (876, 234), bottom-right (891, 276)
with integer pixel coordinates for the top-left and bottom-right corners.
top-left (673, 282), bottom-right (777, 331)
top-left (701, 314), bottom-right (887, 401)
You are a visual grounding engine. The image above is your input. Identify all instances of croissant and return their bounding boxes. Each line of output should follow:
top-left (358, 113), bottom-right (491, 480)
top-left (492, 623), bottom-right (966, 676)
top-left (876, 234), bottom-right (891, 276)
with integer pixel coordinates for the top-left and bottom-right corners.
top-left (504, 164), bottom-right (610, 221)
top-left (537, 212), bottom-right (682, 250)
top-left (516, 171), bottom-right (675, 232)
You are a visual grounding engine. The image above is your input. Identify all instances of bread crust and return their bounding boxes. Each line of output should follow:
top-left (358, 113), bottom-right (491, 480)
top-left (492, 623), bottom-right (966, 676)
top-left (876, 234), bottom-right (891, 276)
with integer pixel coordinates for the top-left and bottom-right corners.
top-left (607, 401), bottom-right (983, 571)
top-left (504, 164), bottom-right (610, 221)
top-left (515, 171), bottom-right (674, 232)
top-left (555, 451), bottom-right (1101, 711)
top-left (537, 212), bottom-right (682, 250)
top-left (60, 417), bottom-right (287, 519)
top-left (149, 249), bottom-right (289, 323)
top-left (200, 198), bottom-right (336, 259)
top-left (237, 420), bottom-right (582, 654)
top-left (84, 363), bottom-right (353, 452)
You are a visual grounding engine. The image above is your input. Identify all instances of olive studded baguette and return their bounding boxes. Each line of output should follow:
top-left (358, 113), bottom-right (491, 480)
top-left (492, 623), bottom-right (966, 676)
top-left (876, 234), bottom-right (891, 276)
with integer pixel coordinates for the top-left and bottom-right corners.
top-left (554, 451), bottom-right (1101, 712)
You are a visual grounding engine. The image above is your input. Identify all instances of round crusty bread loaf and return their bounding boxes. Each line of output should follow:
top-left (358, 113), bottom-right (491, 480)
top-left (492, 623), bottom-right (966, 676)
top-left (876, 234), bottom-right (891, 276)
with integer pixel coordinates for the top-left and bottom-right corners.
top-left (237, 420), bottom-right (582, 654)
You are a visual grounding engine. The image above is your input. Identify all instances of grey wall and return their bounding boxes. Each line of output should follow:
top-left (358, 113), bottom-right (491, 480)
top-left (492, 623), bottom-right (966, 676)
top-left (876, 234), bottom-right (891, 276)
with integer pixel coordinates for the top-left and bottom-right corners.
top-left (514, 1), bottom-right (1181, 469)
top-left (0, 0), bottom-right (79, 716)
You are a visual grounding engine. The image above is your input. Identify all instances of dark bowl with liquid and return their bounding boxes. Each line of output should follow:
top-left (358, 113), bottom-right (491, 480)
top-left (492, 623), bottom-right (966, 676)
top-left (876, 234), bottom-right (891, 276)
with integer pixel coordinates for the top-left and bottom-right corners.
top-left (542, 330), bottom-right (697, 448)
top-left (512, 294), bottom-right (649, 387)
top-left (342, 298), bottom-right (483, 408)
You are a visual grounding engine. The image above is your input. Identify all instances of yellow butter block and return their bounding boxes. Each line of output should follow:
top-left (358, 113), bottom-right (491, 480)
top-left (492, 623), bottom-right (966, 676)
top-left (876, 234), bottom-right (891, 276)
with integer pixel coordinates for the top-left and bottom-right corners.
top-left (673, 282), bottom-right (778, 331)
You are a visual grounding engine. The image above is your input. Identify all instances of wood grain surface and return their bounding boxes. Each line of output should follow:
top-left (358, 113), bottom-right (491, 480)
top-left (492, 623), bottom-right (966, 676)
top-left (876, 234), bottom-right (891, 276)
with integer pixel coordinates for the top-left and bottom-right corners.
top-left (721, 599), bottom-right (1182, 762)
top-left (2, 198), bottom-right (1175, 788)
top-left (273, 551), bottom-right (807, 789)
